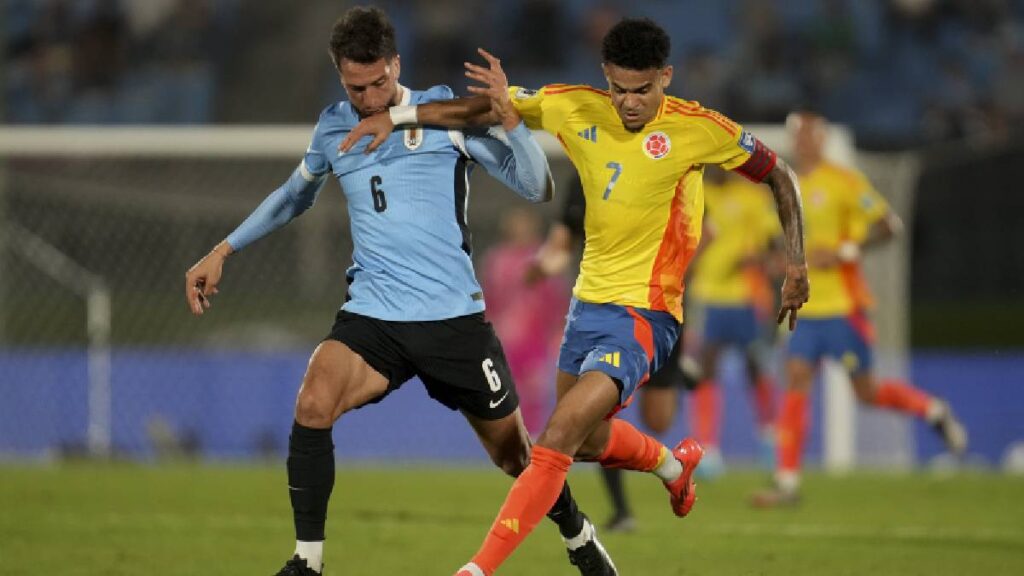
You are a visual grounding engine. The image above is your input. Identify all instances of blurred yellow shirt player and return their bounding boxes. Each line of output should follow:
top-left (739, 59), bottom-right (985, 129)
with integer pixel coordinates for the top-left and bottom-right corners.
top-left (509, 85), bottom-right (772, 322)
top-left (799, 162), bottom-right (889, 321)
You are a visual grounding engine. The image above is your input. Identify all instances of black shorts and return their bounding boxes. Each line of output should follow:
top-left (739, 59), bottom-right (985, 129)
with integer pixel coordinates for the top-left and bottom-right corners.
top-left (325, 310), bottom-right (519, 420)
top-left (645, 335), bottom-right (699, 391)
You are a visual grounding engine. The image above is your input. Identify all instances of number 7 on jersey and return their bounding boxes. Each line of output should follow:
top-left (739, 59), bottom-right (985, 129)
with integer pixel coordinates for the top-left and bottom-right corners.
top-left (603, 161), bottom-right (622, 200)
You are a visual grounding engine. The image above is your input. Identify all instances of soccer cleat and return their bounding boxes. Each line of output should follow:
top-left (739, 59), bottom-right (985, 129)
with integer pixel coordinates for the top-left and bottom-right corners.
top-left (933, 401), bottom-right (968, 457)
top-left (663, 438), bottom-right (704, 517)
top-left (565, 516), bottom-right (618, 576)
top-left (750, 485), bottom-right (801, 509)
top-left (274, 555), bottom-right (321, 576)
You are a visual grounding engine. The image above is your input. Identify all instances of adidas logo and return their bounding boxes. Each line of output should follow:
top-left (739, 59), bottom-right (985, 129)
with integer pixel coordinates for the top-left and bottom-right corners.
top-left (599, 352), bottom-right (621, 368)
top-left (500, 518), bottom-right (520, 534)
top-left (577, 125), bottom-right (597, 142)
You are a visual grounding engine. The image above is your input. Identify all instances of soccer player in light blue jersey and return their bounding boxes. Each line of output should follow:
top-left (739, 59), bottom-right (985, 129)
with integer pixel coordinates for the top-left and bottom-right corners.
top-left (183, 6), bottom-right (616, 576)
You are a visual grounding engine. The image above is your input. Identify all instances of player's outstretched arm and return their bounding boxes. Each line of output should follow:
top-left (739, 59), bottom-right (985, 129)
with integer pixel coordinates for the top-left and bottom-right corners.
top-left (184, 165), bottom-right (326, 316)
top-left (339, 95), bottom-right (497, 154)
top-left (465, 122), bottom-right (553, 203)
top-left (762, 157), bottom-right (809, 330)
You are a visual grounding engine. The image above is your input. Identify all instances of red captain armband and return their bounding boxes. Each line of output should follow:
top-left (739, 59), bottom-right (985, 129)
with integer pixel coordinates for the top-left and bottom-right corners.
top-left (733, 132), bottom-right (777, 183)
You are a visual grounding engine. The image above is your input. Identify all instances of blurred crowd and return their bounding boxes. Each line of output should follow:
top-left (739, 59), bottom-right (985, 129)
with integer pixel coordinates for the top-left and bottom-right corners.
top-left (5, 0), bottom-right (1024, 148)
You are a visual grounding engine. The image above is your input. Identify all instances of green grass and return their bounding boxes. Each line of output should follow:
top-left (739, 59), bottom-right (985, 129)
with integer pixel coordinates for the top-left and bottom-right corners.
top-left (1, 463), bottom-right (1022, 575)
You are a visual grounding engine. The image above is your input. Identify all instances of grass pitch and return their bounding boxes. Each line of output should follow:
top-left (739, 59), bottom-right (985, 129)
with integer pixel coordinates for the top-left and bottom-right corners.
top-left (1, 463), bottom-right (1022, 575)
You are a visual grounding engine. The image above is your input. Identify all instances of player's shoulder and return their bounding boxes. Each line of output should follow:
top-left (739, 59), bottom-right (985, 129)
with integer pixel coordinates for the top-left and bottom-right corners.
top-left (537, 83), bottom-right (609, 104)
top-left (661, 97), bottom-right (741, 136)
top-left (315, 101), bottom-right (354, 131)
top-left (414, 84), bottom-right (456, 103)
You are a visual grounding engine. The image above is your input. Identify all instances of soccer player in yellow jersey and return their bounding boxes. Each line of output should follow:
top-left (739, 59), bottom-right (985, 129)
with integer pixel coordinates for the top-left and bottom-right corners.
top-left (343, 19), bottom-right (809, 575)
top-left (688, 168), bottom-right (783, 477)
top-left (752, 112), bottom-right (968, 508)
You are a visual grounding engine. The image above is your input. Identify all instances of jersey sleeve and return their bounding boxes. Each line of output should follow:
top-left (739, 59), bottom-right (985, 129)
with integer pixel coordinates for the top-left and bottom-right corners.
top-left (847, 171), bottom-right (890, 241)
top-left (686, 107), bottom-right (778, 183)
top-left (507, 85), bottom-right (578, 134)
top-left (302, 111), bottom-right (332, 179)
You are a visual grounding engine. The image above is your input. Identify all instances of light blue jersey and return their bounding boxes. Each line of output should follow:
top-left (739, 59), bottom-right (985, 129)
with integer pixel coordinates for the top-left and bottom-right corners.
top-left (226, 85), bottom-right (552, 321)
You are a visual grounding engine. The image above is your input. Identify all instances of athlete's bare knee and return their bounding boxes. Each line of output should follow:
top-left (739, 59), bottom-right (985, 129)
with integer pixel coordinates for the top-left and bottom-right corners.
top-left (294, 375), bottom-right (339, 428)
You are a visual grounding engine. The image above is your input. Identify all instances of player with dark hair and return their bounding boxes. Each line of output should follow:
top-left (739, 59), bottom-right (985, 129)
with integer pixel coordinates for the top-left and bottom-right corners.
top-left (184, 6), bottom-right (616, 576)
top-left (342, 17), bottom-right (809, 575)
top-left (751, 112), bottom-right (967, 507)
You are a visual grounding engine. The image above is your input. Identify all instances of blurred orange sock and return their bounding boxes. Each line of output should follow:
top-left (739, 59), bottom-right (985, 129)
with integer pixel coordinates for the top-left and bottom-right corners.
top-left (597, 418), bottom-right (665, 472)
top-left (751, 376), bottom-right (777, 430)
top-left (874, 379), bottom-right (932, 418)
top-left (470, 446), bottom-right (572, 574)
top-left (777, 390), bottom-right (808, 472)
top-left (691, 380), bottom-right (721, 449)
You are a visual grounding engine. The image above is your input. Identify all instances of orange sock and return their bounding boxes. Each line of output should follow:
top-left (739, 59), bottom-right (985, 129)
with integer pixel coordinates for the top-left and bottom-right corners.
top-left (751, 376), bottom-right (777, 430)
top-left (690, 380), bottom-right (721, 449)
top-left (597, 418), bottom-right (665, 471)
top-left (873, 379), bottom-right (932, 419)
top-left (470, 446), bottom-right (572, 574)
top-left (777, 390), bottom-right (808, 472)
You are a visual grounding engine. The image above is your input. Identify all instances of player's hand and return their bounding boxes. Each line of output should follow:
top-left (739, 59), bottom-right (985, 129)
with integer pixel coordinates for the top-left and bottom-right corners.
top-left (339, 112), bottom-right (393, 154)
top-left (777, 262), bottom-right (809, 331)
top-left (464, 48), bottom-right (520, 130)
top-left (185, 250), bottom-right (227, 316)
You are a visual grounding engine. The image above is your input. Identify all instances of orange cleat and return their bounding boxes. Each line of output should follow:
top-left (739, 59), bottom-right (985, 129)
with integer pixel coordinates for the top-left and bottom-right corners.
top-left (663, 438), bottom-right (704, 517)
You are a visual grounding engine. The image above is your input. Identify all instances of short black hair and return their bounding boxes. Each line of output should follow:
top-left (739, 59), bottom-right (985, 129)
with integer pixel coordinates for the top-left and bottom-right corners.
top-left (601, 18), bottom-right (670, 70)
top-left (329, 6), bottom-right (397, 66)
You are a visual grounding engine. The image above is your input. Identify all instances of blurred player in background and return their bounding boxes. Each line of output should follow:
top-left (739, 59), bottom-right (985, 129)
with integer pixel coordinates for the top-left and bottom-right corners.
top-left (687, 166), bottom-right (783, 478)
top-left (184, 7), bottom-right (616, 576)
top-left (342, 17), bottom-right (810, 575)
top-left (482, 208), bottom-right (570, 435)
top-left (752, 111), bottom-right (968, 508)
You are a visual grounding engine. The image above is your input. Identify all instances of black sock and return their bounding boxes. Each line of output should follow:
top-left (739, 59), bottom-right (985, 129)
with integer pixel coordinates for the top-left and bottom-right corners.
top-left (287, 421), bottom-right (335, 541)
top-left (600, 467), bottom-right (631, 519)
top-left (546, 481), bottom-right (586, 539)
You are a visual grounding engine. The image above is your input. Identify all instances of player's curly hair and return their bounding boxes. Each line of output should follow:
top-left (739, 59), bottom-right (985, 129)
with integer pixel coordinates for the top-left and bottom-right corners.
top-left (601, 18), bottom-right (670, 70)
top-left (329, 6), bottom-right (397, 66)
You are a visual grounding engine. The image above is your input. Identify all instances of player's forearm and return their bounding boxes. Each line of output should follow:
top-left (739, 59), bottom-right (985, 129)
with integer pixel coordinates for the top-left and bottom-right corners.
top-left (505, 122), bottom-right (553, 202)
top-left (764, 159), bottom-right (806, 266)
top-left (414, 96), bottom-right (499, 128)
top-left (225, 166), bottom-right (325, 252)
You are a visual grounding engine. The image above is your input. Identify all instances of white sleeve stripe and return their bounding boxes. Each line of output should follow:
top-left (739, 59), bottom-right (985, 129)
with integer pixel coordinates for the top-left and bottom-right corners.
top-left (448, 130), bottom-right (469, 158)
top-left (299, 160), bottom-right (322, 182)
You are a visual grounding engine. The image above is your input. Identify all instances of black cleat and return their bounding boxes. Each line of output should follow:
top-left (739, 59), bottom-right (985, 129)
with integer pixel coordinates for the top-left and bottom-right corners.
top-left (933, 401), bottom-right (968, 457)
top-left (566, 516), bottom-right (618, 576)
top-left (274, 555), bottom-right (321, 576)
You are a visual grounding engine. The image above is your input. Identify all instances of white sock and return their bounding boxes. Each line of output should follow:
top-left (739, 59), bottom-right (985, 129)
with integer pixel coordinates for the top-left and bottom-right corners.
top-left (653, 446), bottom-right (683, 482)
top-left (294, 541), bottom-right (323, 573)
top-left (925, 399), bottom-right (946, 424)
top-left (563, 516), bottom-right (594, 551)
top-left (458, 562), bottom-right (486, 576)
top-left (776, 470), bottom-right (800, 494)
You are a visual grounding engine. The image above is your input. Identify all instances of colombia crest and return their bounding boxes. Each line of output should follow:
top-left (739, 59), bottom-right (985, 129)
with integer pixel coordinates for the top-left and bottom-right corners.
top-left (643, 131), bottom-right (671, 159)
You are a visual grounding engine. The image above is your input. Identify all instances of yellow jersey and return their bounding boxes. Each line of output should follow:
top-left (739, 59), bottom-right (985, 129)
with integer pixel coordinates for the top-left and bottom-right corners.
top-left (799, 161), bottom-right (889, 317)
top-left (510, 84), bottom-right (776, 321)
top-left (691, 176), bottom-right (780, 308)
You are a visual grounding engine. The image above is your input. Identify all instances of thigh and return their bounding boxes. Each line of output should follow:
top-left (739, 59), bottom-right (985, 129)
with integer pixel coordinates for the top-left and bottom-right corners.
top-left (297, 340), bottom-right (391, 427)
top-left (324, 310), bottom-right (417, 408)
top-left (786, 318), bottom-right (824, 366)
top-left (410, 313), bottom-right (521, 421)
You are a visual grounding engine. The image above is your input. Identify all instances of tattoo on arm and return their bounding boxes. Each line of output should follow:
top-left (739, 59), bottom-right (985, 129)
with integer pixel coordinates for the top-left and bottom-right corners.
top-left (765, 158), bottom-right (806, 265)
